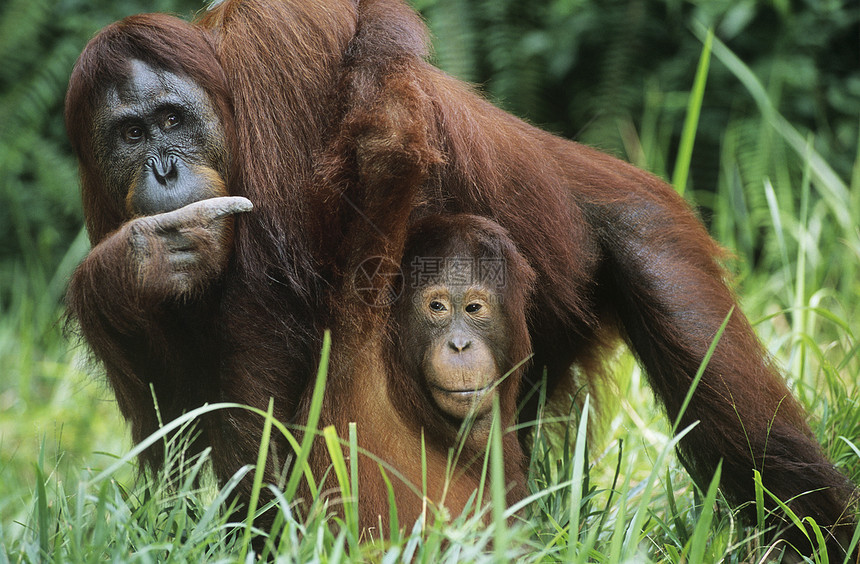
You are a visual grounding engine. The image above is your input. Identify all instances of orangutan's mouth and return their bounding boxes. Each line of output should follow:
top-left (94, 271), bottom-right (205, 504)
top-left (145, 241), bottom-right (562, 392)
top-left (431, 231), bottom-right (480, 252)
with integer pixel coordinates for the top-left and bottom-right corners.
top-left (432, 382), bottom-right (492, 397)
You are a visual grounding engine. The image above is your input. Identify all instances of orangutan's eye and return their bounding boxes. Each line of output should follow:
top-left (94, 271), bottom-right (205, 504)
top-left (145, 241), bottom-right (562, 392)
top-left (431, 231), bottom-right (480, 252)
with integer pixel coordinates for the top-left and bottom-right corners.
top-left (123, 124), bottom-right (145, 143)
top-left (163, 113), bottom-right (181, 129)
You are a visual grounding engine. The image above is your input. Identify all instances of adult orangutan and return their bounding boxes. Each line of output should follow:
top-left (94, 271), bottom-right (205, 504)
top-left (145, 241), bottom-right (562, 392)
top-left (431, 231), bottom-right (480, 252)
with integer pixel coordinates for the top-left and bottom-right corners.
top-left (64, 0), bottom-right (856, 557)
top-left (63, 11), bottom-right (326, 515)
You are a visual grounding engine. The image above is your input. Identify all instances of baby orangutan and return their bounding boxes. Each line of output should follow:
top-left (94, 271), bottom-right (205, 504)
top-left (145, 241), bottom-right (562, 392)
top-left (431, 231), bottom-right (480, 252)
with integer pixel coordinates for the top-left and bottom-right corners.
top-left (305, 214), bottom-right (537, 533)
top-left (379, 214), bottom-right (536, 509)
top-left (390, 214), bottom-right (536, 443)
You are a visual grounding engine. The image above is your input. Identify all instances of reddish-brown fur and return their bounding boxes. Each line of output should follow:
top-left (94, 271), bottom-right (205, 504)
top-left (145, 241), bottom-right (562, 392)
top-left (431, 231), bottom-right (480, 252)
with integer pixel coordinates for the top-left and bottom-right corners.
top-left (344, 214), bottom-right (536, 530)
top-left (65, 0), bottom-right (856, 557)
top-left (64, 14), bottom-right (241, 471)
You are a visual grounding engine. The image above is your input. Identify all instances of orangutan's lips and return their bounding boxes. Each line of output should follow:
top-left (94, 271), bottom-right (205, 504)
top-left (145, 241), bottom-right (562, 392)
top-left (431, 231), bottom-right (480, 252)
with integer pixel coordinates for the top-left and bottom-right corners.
top-left (433, 383), bottom-right (492, 397)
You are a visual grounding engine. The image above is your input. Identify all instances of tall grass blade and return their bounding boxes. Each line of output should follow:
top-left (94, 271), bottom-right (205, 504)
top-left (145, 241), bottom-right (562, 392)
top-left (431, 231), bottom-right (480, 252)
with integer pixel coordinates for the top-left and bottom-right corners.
top-left (791, 141), bottom-right (813, 380)
top-left (285, 330), bottom-right (331, 500)
top-left (34, 463), bottom-right (49, 559)
top-left (672, 308), bottom-right (733, 434)
top-left (490, 395), bottom-right (507, 559)
top-left (754, 469), bottom-right (766, 535)
top-left (349, 422), bottom-right (359, 529)
top-left (239, 397), bottom-right (276, 561)
top-left (763, 178), bottom-right (794, 298)
top-left (378, 464), bottom-right (401, 542)
top-left (842, 513), bottom-right (860, 564)
top-left (755, 473), bottom-right (812, 556)
top-left (608, 470), bottom-right (633, 562)
top-left (806, 517), bottom-right (829, 564)
top-left (420, 430), bottom-right (428, 531)
top-left (852, 118), bottom-right (860, 195)
top-left (686, 461), bottom-right (721, 564)
top-left (665, 468), bottom-right (690, 547)
top-left (567, 395), bottom-right (590, 561)
top-left (323, 425), bottom-right (358, 537)
top-left (622, 423), bottom-right (698, 555)
top-left (90, 403), bottom-right (278, 483)
top-left (672, 27), bottom-right (713, 196)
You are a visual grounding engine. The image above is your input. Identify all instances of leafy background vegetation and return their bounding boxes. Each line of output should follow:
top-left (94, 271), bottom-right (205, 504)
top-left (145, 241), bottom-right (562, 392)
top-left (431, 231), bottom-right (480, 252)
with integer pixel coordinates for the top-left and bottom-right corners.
top-left (0, 0), bottom-right (858, 561)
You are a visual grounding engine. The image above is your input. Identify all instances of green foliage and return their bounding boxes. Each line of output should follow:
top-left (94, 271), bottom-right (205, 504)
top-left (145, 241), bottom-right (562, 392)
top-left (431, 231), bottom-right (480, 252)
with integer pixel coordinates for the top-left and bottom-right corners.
top-left (419, 0), bottom-right (859, 206)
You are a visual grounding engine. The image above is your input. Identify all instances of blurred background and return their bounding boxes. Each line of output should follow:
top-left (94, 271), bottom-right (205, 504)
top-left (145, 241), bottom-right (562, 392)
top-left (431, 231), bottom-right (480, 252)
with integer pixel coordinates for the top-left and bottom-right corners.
top-left (1, 0), bottom-right (858, 536)
top-left (1, 0), bottom-right (857, 290)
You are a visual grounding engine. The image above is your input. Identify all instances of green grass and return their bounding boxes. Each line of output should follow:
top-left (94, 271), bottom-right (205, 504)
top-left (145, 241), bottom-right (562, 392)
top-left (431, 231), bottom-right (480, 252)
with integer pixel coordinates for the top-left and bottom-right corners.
top-left (1, 38), bottom-right (859, 563)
